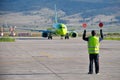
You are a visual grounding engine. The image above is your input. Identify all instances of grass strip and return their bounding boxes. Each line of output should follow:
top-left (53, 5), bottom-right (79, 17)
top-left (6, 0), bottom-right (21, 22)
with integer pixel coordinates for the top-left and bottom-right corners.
top-left (0, 37), bottom-right (15, 42)
top-left (104, 37), bottom-right (120, 41)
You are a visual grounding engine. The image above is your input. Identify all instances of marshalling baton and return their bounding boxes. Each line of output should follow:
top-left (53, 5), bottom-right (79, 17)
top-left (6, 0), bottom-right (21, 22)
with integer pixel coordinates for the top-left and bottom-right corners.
top-left (82, 23), bottom-right (87, 28)
top-left (99, 22), bottom-right (103, 28)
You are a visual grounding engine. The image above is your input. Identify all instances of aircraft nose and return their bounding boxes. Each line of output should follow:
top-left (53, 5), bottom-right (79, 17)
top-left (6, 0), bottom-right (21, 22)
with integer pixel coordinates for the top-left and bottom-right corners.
top-left (60, 24), bottom-right (67, 35)
top-left (56, 23), bottom-right (67, 35)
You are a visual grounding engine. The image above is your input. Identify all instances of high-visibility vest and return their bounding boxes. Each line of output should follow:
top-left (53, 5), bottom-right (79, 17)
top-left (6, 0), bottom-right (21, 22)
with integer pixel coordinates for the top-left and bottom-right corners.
top-left (88, 36), bottom-right (100, 54)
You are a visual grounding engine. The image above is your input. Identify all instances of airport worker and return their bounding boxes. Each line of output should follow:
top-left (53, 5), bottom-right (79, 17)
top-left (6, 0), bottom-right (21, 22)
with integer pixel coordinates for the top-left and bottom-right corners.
top-left (82, 29), bottom-right (103, 74)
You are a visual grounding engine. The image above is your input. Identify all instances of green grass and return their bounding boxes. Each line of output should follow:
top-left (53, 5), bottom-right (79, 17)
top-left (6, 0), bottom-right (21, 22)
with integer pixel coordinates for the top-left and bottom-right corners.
top-left (101, 33), bottom-right (120, 41)
top-left (0, 37), bottom-right (15, 42)
top-left (104, 37), bottom-right (120, 41)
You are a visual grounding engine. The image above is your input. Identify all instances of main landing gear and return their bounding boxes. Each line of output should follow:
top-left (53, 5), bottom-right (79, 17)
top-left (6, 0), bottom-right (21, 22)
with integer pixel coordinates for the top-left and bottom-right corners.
top-left (61, 33), bottom-right (69, 39)
top-left (65, 33), bottom-right (69, 39)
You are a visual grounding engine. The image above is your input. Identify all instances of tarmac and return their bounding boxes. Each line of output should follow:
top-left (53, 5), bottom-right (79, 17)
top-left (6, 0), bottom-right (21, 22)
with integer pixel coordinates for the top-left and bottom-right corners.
top-left (0, 37), bottom-right (120, 80)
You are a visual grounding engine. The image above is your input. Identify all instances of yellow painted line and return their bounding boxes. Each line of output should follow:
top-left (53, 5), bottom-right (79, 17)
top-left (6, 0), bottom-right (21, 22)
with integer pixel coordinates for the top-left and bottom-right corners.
top-left (40, 52), bottom-right (54, 58)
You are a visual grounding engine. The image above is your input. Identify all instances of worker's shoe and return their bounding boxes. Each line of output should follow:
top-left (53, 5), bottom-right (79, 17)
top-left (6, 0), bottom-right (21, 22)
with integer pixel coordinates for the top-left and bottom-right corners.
top-left (88, 72), bottom-right (93, 74)
top-left (96, 72), bottom-right (100, 75)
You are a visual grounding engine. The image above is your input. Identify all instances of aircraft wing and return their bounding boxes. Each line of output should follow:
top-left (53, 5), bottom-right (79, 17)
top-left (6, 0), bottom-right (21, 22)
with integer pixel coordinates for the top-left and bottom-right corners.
top-left (16, 27), bottom-right (54, 33)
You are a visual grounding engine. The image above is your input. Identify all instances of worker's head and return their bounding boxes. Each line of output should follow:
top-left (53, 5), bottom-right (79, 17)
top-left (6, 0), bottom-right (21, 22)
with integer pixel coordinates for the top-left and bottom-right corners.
top-left (91, 30), bottom-right (96, 36)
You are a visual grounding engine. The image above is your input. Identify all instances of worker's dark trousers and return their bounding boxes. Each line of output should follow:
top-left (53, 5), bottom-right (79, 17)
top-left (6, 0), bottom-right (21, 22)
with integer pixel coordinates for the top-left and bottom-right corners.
top-left (89, 54), bottom-right (99, 73)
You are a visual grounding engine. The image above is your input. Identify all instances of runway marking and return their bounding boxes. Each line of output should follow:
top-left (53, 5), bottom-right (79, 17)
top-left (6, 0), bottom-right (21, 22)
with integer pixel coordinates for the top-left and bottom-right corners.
top-left (39, 52), bottom-right (55, 58)
top-left (0, 61), bottom-right (32, 65)
top-left (0, 72), bottom-right (85, 76)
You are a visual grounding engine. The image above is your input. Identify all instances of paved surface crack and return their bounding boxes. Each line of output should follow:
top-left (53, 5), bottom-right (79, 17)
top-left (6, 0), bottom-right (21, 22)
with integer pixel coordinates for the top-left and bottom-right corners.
top-left (32, 56), bottom-right (65, 80)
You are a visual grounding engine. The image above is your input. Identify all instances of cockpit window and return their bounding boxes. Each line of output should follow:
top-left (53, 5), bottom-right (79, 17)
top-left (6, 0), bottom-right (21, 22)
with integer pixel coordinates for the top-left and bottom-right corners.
top-left (59, 25), bottom-right (65, 29)
top-left (59, 26), bottom-right (65, 29)
top-left (59, 26), bottom-right (62, 29)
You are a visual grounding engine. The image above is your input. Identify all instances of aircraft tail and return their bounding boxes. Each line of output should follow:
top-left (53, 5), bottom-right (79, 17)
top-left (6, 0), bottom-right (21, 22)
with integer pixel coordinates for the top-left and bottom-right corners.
top-left (54, 4), bottom-right (58, 23)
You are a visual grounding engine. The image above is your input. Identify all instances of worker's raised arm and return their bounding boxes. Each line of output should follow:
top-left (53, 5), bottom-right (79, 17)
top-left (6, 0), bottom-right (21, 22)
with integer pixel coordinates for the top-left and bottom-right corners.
top-left (100, 29), bottom-right (104, 39)
top-left (82, 30), bottom-right (88, 41)
top-left (99, 29), bottom-right (104, 42)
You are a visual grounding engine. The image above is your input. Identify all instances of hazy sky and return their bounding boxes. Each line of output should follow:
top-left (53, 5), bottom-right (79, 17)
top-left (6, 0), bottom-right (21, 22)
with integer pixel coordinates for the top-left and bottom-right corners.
top-left (73, 0), bottom-right (103, 2)
top-left (72, 0), bottom-right (120, 3)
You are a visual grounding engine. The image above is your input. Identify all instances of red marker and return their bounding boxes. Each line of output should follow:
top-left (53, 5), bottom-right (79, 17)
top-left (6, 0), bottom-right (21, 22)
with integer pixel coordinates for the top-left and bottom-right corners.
top-left (99, 22), bottom-right (103, 28)
top-left (82, 23), bottom-right (87, 28)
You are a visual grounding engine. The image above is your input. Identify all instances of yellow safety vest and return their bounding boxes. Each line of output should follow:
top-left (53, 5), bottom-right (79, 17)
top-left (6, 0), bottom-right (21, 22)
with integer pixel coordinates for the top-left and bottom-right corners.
top-left (88, 36), bottom-right (100, 54)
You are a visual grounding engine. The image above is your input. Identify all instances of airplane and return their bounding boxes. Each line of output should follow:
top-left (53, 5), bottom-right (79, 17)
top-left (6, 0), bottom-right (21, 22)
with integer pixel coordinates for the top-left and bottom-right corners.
top-left (42, 5), bottom-right (78, 39)
top-left (17, 5), bottom-right (78, 39)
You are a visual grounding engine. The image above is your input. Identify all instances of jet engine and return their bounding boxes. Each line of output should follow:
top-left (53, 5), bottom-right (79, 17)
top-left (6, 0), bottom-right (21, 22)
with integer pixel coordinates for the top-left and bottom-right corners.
top-left (70, 31), bottom-right (78, 38)
top-left (42, 32), bottom-right (48, 37)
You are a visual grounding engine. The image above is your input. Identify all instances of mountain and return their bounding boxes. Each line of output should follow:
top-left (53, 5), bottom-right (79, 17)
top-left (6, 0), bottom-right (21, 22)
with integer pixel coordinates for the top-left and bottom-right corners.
top-left (0, 0), bottom-right (120, 32)
top-left (0, 0), bottom-right (119, 15)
